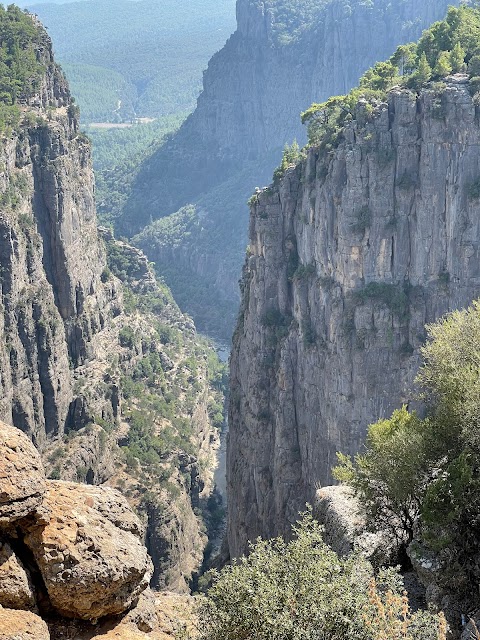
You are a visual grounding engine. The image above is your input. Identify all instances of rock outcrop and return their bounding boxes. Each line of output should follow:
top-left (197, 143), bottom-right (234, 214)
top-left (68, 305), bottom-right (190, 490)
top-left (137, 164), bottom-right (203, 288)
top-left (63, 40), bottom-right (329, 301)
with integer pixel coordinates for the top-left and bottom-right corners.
top-left (313, 486), bottom-right (398, 567)
top-left (0, 422), bottom-right (46, 523)
top-left (129, 0), bottom-right (459, 339)
top-left (227, 76), bottom-right (480, 558)
top-left (24, 481), bottom-right (152, 620)
top-left (0, 420), bottom-right (192, 638)
top-left (0, 541), bottom-right (36, 611)
top-left (0, 607), bottom-right (50, 640)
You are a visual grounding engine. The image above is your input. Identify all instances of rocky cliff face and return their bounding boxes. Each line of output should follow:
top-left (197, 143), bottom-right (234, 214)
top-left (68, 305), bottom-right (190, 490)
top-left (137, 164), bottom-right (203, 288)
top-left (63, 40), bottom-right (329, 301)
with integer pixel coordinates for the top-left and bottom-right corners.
top-left (0, 14), bottom-right (224, 592)
top-left (0, 26), bottom-right (117, 445)
top-left (227, 75), bottom-right (480, 558)
top-left (128, 0), bottom-right (459, 339)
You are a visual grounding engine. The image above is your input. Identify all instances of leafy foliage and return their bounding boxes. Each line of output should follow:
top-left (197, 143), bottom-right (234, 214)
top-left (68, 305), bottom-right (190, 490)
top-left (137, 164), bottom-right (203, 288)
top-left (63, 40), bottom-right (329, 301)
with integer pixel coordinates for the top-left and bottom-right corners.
top-left (335, 299), bottom-right (480, 602)
top-left (198, 511), bottom-right (446, 640)
top-left (0, 5), bottom-right (48, 131)
top-left (301, 5), bottom-right (480, 147)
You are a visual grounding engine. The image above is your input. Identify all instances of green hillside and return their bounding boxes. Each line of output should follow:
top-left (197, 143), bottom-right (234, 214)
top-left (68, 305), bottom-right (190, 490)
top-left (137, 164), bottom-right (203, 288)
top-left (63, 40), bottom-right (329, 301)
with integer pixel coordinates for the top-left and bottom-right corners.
top-left (25, 0), bottom-right (236, 123)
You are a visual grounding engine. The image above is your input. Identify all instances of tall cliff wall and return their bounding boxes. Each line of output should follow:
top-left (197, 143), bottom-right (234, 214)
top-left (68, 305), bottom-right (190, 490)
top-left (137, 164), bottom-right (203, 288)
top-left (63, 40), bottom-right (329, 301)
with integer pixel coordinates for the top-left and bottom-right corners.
top-left (227, 76), bottom-right (480, 558)
top-left (0, 24), bottom-right (115, 445)
top-left (130, 0), bottom-right (459, 339)
top-left (0, 13), bottom-right (224, 591)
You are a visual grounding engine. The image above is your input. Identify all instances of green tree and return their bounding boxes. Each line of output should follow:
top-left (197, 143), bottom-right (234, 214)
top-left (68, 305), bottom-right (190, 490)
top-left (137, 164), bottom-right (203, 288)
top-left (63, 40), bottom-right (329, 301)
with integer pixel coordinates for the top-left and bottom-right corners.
top-left (409, 52), bottom-right (432, 89)
top-left (336, 299), bottom-right (480, 604)
top-left (198, 511), bottom-right (446, 640)
top-left (433, 50), bottom-right (453, 77)
top-left (333, 407), bottom-right (433, 546)
top-left (391, 43), bottom-right (418, 76)
top-left (450, 41), bottom-right (466, 72)
top-left (468, 53), bottom-right (480, 75)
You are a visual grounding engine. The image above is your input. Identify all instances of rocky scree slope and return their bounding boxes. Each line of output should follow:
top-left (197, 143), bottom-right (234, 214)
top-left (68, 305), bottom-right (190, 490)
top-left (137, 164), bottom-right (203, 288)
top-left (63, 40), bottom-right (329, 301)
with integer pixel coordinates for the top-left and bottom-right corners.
top-left (227, 75), bottom-right (480, 558)
top-left (130, 0), bottom-right (459, 340)
top-left (0, 419), bottom-right (197, 639)
top-left (0, 9), bottom-right (224, 592)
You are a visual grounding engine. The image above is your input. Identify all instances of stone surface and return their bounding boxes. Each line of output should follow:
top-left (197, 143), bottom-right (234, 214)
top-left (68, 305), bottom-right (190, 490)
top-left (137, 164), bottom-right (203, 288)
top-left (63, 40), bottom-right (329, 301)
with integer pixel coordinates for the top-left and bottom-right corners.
top-left (46, 592), bottom-right (197, 640)
top-left (0, 606), bottom-right (50, 639)
top-left (0, 421), bottom-right (46, 524)
top-left (313, 486), bottom-right (398, 567)
top-left (227, 80), bottom-right (480, 558)
top-left (24, 481), bottom-right (152, 620)
top-left (0, 540), bottom-right (36, 610)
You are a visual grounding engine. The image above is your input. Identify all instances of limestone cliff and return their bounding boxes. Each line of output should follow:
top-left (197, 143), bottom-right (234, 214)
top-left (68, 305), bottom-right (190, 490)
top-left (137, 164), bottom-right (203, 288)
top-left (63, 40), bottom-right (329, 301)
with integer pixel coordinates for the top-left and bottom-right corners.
top-left (227, 75), bottom-right (480, 558)
top-left (0, 23), bottom-right (115, 445)
top-left (0, 10), bottom-right (224, 591)
top-left (129, 0), bottom-right (459, 339)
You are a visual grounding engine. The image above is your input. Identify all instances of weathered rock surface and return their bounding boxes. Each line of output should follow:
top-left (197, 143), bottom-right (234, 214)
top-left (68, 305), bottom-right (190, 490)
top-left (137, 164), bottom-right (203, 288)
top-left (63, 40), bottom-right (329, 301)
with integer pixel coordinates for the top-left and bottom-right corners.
top-left (128, 0), bottom-right (459, 340)
top-left (24, 481), bottom-right (152, 620)
top-left (0, 421), bottom-right (46, 524)
top-left (0, 28), bottom-right (119, 445)
top-left (0, 606), bottom-right (50, 639)
top-left (313, 486), bottom-right (398, 567)
top-left (228, 78), bottom-right (480, 557)
top-left (0, 15), bottom-right (222, 592)
top-left (0, 541), bottom-right (36, 611)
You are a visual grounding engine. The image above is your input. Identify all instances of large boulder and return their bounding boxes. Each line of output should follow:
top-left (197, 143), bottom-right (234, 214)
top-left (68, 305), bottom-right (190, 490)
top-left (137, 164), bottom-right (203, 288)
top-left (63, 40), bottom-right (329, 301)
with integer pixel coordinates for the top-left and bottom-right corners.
top-left (0, 606), bottom-right (50, 639)
top-left (24, 481), bottom-right (152, 620)
top-left (0, 421), bottom-right (46, 525)
top-left (313, 485), bottom-right (400, 566)
top-left (0, 540), bottom-right (36, 610)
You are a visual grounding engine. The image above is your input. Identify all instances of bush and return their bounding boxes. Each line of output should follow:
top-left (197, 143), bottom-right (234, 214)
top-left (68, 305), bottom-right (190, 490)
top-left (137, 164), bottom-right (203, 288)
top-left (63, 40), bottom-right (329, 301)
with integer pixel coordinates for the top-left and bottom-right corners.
top-left (335, 299), bottom-right (480, 603)
top-left (198, 511), bottom-right (446, 640)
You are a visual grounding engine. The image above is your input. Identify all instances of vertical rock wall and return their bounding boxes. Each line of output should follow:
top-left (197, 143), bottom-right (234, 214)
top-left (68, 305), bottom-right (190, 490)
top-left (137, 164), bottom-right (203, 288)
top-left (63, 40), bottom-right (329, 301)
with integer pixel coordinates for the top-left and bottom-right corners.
top-left (227, 78), bottom-right (480, 558)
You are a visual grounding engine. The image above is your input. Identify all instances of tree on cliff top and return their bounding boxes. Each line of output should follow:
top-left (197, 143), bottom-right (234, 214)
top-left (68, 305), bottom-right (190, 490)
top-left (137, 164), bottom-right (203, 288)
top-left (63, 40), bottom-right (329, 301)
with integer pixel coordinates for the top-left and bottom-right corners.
top-left (300, 5), bottom-right (480, 148)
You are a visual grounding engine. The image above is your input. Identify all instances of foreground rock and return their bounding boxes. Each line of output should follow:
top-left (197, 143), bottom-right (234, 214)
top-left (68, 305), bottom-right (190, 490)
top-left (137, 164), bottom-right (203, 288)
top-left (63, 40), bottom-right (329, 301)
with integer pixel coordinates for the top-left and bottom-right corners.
top-left (0, 606), bottom-right (50, 639)
top-left (46, 592), bottom-right (198, 640)
top-left (314, 486), bottom-right (399, 567)
top-left (24, 481), bottom-right (152, 620)
top-left (0, 421), bottom-right (46, 525)
top-left (0, 541), bottom-right (36, 610)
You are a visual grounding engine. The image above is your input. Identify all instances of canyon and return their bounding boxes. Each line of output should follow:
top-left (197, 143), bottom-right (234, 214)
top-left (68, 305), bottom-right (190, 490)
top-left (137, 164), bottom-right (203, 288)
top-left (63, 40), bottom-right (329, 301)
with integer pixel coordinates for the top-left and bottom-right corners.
top-left (130, 0), bottom-right (460, 340)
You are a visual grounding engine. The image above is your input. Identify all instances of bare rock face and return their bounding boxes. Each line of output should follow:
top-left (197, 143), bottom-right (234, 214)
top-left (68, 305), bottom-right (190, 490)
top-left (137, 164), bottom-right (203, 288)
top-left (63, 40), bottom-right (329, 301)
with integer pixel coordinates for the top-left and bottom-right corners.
top-left (0, 606), bottom-right (50, 640)
top-left (0, 421), bottom-right (46, 524)
top-left (0, 24), bottom-right (119, 445)
top-left (0, 541), bottom-right (36, 610)
top-left (228, 79), bottom-right (480, 558)
top-left (24, 481), bottom-right (152, 620)
top-left (314, 486), bottom-right (398, 567)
